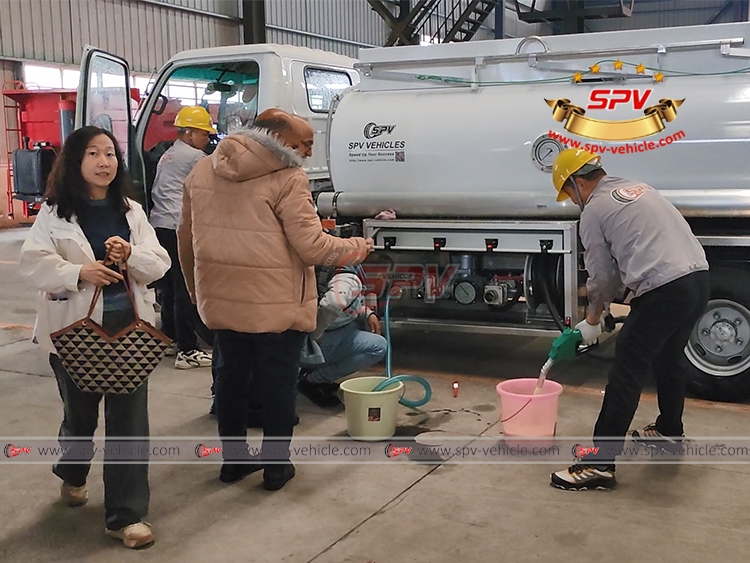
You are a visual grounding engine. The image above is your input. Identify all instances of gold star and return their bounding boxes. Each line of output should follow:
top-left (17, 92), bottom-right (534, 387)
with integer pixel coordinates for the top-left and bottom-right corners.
top-left (654, 72), bottom-right (665, 83)
top-left (572, 72), bottom-right (583, 83)
top-left (589, 64), bottom-right (601, 74)
top-left (613, 59), bottom-right (624, 70)
top-left (635, 63), bottom-right (647, 74)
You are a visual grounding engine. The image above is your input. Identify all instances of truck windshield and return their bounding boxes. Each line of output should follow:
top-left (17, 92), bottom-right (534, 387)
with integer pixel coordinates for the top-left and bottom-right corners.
top-left (141, 60), bottom-right (260, 153)
top-left (139, 60), bottom-right (260, 200)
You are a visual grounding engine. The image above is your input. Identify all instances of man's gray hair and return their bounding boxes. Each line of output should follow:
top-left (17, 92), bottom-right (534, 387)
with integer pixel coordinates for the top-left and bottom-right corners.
top-left (252, 116), bottom-right (291, 136)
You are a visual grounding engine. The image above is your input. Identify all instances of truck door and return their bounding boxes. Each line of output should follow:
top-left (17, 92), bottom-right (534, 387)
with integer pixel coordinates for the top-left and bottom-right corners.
top-left (75, 47), bottom-right (134, 169)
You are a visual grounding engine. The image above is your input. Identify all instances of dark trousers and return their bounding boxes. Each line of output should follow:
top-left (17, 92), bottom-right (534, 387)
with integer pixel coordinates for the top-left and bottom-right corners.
top-left (155, 227), bottom-right (211, 352)
top-left (210, 339), bottom-right (261, 410)
top-left (591, 270), bottom-right (710, 462)
top-left (50, 308), bottom-right (149, 530)
top-left (214, 329), bottom-right (305, 461)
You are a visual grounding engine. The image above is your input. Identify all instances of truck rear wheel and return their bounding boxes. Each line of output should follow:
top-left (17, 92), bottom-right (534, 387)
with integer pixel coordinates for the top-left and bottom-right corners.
top-left (683, 268), bottom-right (750, 402)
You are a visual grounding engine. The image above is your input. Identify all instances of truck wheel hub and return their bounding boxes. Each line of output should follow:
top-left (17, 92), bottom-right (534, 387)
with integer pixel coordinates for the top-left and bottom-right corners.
top-left (686, 299), bottom-right (750, 377)
top-left (709, 321), bottom-right (737, 348)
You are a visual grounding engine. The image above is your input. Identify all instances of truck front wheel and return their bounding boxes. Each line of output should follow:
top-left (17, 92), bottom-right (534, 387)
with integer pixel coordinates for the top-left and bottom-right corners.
top-left (682, 268), bottom-right (750, 402)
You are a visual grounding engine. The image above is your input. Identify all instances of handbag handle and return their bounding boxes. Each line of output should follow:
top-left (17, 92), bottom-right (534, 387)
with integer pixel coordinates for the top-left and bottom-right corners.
top-left (84, 257), bottom-right (141, 322)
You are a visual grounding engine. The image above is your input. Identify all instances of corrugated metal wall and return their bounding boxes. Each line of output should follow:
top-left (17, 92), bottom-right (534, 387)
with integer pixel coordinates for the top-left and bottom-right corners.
top-left (265, 0), bottom-right (390, 58)
top-left (0, 0), bottom-right (242, 74)
top-left (159, 0), bottom-right (240, 18)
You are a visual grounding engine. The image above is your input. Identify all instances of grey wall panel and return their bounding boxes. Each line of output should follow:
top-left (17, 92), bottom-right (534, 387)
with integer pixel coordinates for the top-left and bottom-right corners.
top-left (0, 4), bottom-right (14, 63)
top-left (265, 28), bottom-right (357, 59)
top-left (38, 0), bottom-right (55, 63)
top-left (148, 0), bottom-right (239, 17)
top-left (265, 0), bottom-right (389, 57)
top-left (0, 0), bottom-right (241, 73)
top-left (58, 0), bottom-right (75, 64)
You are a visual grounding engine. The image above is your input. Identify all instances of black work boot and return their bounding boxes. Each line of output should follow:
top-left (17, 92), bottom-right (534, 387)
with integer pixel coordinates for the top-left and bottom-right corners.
top-left (263, 462), bottom-right (296, 491)
top-left (296, 375), bottom-right (342, 408)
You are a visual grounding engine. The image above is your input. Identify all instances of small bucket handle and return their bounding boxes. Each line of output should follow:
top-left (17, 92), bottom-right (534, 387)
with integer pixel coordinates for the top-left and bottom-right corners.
top-left (338, 380), bottom-right (406, 405)
top-left (500, 398), bottom-right (533, 423)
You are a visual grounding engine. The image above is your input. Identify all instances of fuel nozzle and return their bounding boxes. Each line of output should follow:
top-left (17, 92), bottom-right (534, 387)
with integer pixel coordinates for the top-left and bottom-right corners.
top-left (548, 327), bottom-right (583, 363)
top-left (534, 327), bottom-right (583, 395)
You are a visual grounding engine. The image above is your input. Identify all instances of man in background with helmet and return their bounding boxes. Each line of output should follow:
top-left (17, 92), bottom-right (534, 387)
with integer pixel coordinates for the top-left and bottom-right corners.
top-left (548, 148), bottom-right (709, 491)
top-left (150, 106), bottom-right (215, 370)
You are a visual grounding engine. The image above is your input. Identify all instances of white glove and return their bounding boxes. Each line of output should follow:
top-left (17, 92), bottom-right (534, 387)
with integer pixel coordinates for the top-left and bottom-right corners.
top-left (575, 319), bottom-right (602, 345)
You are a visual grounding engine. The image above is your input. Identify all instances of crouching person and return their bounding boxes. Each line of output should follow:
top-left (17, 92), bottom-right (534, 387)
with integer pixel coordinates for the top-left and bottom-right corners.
top-left (297, 266), bottom-right (387, 407)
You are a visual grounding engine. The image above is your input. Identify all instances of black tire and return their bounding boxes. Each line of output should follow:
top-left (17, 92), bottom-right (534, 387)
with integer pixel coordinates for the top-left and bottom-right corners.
top-left (683, 267), bottom-right (750, 402)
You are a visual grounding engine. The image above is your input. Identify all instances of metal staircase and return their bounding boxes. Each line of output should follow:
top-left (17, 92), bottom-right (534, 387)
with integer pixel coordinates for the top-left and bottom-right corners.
top-left (432, 0), bottom-right (500, 43)
top-left (366, 0), bottom-right (500, 45)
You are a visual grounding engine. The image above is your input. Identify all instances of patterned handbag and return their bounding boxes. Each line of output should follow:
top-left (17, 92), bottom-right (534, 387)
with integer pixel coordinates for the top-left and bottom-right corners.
top-left (50, 262), bottom-right (171, 394)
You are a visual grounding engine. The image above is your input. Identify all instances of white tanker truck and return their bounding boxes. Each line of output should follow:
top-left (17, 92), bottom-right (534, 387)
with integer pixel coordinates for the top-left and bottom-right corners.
top-left (317, 21), bottom-right (750, 402)
top-left (73, 22), bottom-right (750, 402)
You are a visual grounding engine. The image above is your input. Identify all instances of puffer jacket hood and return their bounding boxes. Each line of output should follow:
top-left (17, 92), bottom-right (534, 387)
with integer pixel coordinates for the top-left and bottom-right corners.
top-left (211, 127), bottom-right (304, 183)
top-left (178, 127), bottom-right (369, 335)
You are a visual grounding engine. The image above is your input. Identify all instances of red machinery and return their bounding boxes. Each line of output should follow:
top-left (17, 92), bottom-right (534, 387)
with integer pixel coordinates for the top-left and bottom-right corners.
top-left (2, 82), bottom-right (77, 219)
top-left (2, 82), bottom-right (141, 220)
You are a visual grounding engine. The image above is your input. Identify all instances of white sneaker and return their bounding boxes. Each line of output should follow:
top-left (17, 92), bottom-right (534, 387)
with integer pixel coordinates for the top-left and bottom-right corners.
top-left (550, 463), bottom-right (617, 491)
top-left (631, 423), bottom-right (687, 455)
top-left (175, 349), bottom-right (212, 370)
top-left (105, 521), bottom-right (155, 549)
top-left (60, 482), bottom-right (88, 507)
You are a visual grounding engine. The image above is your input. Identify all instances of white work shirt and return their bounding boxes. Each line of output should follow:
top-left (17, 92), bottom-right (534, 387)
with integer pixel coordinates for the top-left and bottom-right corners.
top-left (580, 176), bottom-right (708, 313)
top-left (149, 139), bottom-right (206, 230)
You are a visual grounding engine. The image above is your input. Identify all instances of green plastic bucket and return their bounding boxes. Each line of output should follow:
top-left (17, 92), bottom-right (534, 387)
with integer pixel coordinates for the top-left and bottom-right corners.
top-left (339, 376), bottom-right (405, 441)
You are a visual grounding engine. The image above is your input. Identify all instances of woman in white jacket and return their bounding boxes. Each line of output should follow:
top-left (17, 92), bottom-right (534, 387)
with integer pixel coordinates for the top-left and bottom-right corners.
top-left (19, 126), bottom-right (170, 549)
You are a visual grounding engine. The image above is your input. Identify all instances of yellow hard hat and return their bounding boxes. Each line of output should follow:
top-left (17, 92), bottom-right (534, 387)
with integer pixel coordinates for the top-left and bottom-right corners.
top-left (174, 106), bottom-right (217, 133)
top-left (552, 148), bottom-right (601, 202)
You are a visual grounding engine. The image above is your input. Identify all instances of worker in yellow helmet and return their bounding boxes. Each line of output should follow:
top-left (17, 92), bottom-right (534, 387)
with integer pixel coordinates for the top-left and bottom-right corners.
top-left (549, 148), bottom-right (709, 491)
top-left (551, 148), bottom-right (603, 210)
top-left (150, 106), bottom-right (216, 371)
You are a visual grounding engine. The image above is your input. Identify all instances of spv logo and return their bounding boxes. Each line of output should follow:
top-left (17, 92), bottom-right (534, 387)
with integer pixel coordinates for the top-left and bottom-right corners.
top-left (4, 443), bottom-right (31, 458)
top-left (363, 122), bottom-right (396, 139)
top-left (587, 89), bottom-right (653, 111)
top-left (384, 444), bottom-right (412, 458)
top-left (572, 444), bottom-right (600, 459)
top-left (195, 444), bottom-right (222, 458)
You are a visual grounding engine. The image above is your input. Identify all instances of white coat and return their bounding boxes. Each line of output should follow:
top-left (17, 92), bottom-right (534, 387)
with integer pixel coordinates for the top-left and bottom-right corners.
top-left (19, 200), bottom-right (171, 355)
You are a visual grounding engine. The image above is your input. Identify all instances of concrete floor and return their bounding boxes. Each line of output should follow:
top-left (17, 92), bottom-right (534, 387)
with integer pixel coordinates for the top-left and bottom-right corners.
top-left (1, 226), bottom-right (749, 562)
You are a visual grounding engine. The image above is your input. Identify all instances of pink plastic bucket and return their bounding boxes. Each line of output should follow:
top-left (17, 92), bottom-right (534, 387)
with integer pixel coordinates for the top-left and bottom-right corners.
top-left (496, 378), bottom-right (563, 437)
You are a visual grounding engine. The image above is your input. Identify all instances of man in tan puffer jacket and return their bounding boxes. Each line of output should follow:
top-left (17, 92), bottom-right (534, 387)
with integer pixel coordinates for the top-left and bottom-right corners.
top-left (178, 109), bottom-right (371, 490)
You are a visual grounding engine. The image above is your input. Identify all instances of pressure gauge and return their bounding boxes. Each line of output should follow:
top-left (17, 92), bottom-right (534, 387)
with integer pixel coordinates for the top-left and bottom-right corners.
top-left (453, 281), bottom-right (477, 305)
top-left (531, 135), bottom-right (565, 172)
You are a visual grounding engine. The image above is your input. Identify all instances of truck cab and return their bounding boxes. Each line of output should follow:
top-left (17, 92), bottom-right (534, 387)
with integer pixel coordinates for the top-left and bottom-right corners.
top-left (74, 44), bottom-right (358, 210)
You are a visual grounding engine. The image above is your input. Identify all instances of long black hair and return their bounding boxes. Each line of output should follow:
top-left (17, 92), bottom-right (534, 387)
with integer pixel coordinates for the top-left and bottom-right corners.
top-left (45, 126), bottom-right (131, 223)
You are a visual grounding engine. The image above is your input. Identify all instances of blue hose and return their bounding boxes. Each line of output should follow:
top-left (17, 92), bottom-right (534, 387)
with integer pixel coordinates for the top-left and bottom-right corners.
top-left (370, 292), bottom-right (432, 408)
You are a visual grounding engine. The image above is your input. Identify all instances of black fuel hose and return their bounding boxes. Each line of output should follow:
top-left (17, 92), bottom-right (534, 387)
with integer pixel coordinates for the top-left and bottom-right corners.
top-left (538, 250), bottom-right (615, 361)
top-left (538, 250), bottom-right (567, 333)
